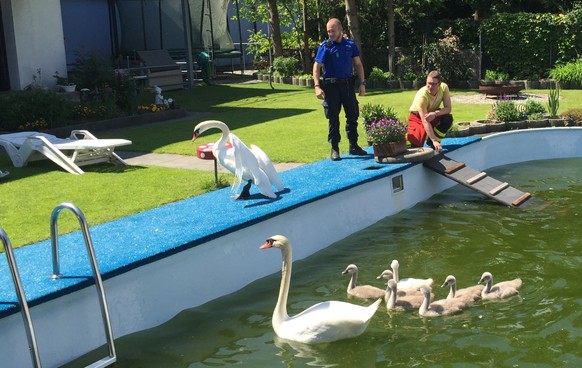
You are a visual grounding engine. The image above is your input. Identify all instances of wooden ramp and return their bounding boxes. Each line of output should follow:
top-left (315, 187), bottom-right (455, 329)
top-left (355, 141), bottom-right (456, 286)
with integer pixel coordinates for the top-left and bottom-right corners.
top-left (423, 154), bottom-right (534, 208)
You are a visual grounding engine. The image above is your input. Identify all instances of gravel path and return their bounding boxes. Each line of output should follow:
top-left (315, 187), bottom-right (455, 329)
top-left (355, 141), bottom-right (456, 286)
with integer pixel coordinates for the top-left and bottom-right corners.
top-left (451, 92), bottom-right (549, 104)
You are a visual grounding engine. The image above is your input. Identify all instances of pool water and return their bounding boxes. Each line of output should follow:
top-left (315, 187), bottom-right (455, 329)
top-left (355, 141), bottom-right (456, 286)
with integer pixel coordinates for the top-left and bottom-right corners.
top-left (66, 158), bottom-right (582, 367)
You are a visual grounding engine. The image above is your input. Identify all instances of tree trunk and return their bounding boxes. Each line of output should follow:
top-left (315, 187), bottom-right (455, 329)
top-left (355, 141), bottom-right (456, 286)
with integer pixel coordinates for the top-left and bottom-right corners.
top-left (344, 0), bottom-right (363, 62)
top-left (387, 0), bottom-right (395, 73)
top-left (267, 0), bottom-right (284, 57)
top-left (301, 0), bottom-right (311, 74)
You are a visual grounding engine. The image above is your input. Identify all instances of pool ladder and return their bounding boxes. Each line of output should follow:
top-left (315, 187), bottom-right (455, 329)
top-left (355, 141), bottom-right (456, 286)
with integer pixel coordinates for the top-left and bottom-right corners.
top-left (1, 202), bottom-right (117, 368)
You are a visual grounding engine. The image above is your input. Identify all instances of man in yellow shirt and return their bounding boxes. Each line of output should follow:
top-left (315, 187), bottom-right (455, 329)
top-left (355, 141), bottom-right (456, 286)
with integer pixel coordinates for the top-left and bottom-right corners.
top-left (407, 70), bottom-right (453, 153)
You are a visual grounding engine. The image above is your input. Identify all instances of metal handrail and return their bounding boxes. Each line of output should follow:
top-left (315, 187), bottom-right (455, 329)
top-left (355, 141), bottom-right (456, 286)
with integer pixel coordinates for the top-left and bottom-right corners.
top-left (1, 227), bottom-right (42, 367)
top-left (50, 202), bottom-right (116, 367)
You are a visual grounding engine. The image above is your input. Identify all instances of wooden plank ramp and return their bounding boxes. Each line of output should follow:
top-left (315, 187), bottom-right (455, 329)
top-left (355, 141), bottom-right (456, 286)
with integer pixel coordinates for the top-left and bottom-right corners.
top-left (423, 154), bottom-right (535, 208)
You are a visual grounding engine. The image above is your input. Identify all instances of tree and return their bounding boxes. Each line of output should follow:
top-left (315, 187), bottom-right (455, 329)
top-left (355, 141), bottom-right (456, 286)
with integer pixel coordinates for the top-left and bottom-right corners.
top-left (267, 0), bottom-right (284, 57)
top-left (344, 0), bottom-right (364, 61)
top-left (387, 0), bottom-right (395, 73)
top-left (301, 0), bottom-right (311, 73)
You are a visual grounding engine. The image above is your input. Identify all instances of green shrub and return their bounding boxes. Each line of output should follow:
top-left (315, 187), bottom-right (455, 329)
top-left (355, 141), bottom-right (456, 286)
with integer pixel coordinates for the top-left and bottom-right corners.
top-left (483, 69), bottom-right (509, 81)
top-left (368, 67), bottom-right (387, 82)
top-left (523, 99), bottom-right (546, 118)
top-left (481, 13), bottom-right (561, 79)
top-left (272, 56), bottom-right (300, 77)
top-left (488, 101), bottom-right (523, 122)
top-left (549, 59), bottom-right (582, 85)
top-left (561, 108), bottom-right (582, 125)
top-left (383, 71), bottom-right (397, 80)
top-left (424, 27), bottom-right (469, 82)
top-left (69, 49), bottom-right (116, 91)
top-left (400, 71), bottom-right (419, 80)
top-left (0, 89), bottom-right (72, 131)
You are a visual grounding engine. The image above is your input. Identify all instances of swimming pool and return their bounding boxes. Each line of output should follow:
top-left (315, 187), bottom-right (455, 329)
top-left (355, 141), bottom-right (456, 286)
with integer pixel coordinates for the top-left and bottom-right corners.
top-left (1, 128), bottom-right (581, 367)
top-left (66, 156), bottom-right (582, 367)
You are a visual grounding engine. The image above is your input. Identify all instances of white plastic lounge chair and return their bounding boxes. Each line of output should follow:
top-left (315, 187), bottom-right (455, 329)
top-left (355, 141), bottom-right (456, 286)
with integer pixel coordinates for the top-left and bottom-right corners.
top-left (0, 130), bottom-right (132, 175)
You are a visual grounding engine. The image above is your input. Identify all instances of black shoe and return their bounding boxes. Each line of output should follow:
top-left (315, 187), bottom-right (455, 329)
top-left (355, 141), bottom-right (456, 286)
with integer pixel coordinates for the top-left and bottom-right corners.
top-left (349, 145), bottom-right (368, 155)
top-left (330, 148), bottom-right (341, 161)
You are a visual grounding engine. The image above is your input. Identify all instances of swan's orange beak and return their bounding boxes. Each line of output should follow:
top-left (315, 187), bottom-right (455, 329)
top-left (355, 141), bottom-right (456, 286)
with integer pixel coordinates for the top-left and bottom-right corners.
top-left (260, 239), bottom-right (274, 249)
top-left (192, 130), bottom-right (200, 142)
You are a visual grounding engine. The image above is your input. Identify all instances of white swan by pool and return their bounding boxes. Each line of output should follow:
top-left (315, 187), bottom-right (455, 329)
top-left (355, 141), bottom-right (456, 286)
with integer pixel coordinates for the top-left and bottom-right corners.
top-left (261, 235), bottom-right (382, 344)
top-left (418, 285), bottom-right (467, 317)
top-left (342, 264), bottom-right (385, 300)
top-left (442, 275), bottom-right (484, 303)
top-left (478, 272), bottom-right (522, 300)
top-left (390, 259), bottom-right (433, 291)
top-left (192, 120), bottom-right (283, 199)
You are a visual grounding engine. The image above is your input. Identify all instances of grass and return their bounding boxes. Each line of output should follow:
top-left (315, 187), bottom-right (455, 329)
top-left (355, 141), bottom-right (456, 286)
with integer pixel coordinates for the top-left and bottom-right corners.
top-left (1, 80), bottom-right (580, 250)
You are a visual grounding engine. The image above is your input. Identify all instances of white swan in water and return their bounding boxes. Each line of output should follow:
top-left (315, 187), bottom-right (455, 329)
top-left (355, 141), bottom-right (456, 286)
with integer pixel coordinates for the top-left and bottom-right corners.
top-left (442, 275), bottom-right (484, 303)
top-left (377, 269), bottom-right (424, 298)
top-left (478, 272), bottom-right (522, 300)
top-left (342, 264), bottom-right (385, 300)
top-left (192, 120), bottom-right (283, 199)
top-left (261, 235), bottom-right (382, 344)
top-left (390, 259), bottom-right (433, 291)
top-left (418, 285), bottom-right (467, 317)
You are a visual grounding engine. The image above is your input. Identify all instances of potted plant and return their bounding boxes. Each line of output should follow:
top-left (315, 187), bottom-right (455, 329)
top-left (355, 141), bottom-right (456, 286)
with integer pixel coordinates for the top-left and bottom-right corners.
top-left (53, 71), bottom-right (76, 92)
top-left (361, 103), bottom-right (399, 143)
top-left (361, 103), bottom-right (390, 128)
top-left (365, 116), bottom-right (408, 161)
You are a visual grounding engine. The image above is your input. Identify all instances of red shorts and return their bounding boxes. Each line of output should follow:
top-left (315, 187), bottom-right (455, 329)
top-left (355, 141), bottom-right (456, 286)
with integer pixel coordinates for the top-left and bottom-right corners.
top-left (406, 112), bottom-right (441, 147)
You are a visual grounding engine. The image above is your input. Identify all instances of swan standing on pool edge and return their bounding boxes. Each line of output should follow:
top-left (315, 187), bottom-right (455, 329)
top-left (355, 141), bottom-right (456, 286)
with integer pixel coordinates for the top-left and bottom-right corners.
top-left (192, 120), bottom-right (284, 199)
top-left (261, 235), bottom-right (382, 344)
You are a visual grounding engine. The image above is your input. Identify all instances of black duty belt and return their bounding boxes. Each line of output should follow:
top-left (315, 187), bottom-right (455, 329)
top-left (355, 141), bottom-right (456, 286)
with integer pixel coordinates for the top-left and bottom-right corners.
top-left (323, 77), bottom-right (352, 85)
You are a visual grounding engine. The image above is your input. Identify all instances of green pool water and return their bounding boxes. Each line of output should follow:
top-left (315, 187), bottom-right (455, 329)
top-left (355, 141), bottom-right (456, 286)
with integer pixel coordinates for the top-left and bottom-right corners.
top-left (68, 157), bottom-right (582, 367)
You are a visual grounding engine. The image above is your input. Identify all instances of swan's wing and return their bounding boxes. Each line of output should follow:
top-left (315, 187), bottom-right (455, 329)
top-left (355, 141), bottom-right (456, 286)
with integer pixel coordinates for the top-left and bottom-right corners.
top-left (399, 278), bottom-right (433, 290)
top-left (230, 134), bottom-right (276, 198)
top-left (250, 144), bottom-right (284, 191)
top-left (278, 299), bottom-right (381, 343)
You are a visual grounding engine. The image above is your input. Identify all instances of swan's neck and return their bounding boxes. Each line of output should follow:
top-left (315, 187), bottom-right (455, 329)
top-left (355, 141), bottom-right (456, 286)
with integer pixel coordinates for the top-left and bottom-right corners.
top-left (420, 290), bottom-right (430, 314)
top-left (484, 278), bottom-right (493, 294)
top-left (273, 245), bottom-right (291, 325)
top-left (348, 272), bottom-right (357, 291)
top-left (392, 265), bottom-right (399, 283)
top-left (387, 285), bottom-right (396, 309)
top-left (204, 121), bottom-right (229, 158)
top-left (447, 283), bottom-right (456, 299)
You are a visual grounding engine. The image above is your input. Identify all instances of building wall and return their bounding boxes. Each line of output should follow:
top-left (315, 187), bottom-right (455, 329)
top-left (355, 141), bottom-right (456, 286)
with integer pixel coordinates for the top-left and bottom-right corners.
top-left (1, 0), bottom-right (67, 90)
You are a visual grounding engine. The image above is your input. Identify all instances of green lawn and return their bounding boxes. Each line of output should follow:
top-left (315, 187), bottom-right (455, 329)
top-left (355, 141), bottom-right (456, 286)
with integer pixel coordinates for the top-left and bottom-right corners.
top-left (1, 81), bottom-right (579, 250)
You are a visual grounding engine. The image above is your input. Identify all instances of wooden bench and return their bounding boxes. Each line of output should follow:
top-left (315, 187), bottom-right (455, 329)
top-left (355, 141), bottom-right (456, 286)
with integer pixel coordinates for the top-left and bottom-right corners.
top-left (137, 50), bottom-right (184, 91)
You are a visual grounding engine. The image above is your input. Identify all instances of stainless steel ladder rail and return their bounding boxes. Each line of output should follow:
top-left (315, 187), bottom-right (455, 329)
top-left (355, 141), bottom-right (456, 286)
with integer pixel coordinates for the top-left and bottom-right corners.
top-left (1, 227), bottom-right (42, 368)
top-left (50, 202), bottom-right (117, 368)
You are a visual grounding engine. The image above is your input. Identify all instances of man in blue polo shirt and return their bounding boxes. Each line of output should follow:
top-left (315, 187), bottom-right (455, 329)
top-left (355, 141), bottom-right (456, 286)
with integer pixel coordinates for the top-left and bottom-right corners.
top-left (313, 18), bottom-right (367, 161)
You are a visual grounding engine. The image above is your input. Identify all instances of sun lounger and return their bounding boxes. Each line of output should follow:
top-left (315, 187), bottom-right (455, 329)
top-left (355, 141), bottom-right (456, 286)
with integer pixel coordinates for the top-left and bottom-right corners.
top-left (0, 130), bottom-right (132, 174)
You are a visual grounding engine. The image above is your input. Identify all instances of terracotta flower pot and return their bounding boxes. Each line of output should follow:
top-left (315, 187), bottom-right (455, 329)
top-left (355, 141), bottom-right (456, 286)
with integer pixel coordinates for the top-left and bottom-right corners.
top-left (373, 140), bottom-right (407, 160)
